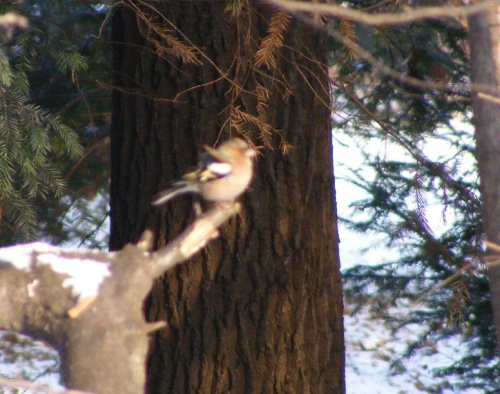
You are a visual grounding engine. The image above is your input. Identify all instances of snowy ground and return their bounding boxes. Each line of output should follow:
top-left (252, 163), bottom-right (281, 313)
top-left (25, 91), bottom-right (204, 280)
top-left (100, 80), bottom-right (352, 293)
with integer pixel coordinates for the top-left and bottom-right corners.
top-left (0, 331), bottom-right (62, 392)
top-left (336, 127), bottom-right (482, 393)
top-left (0, 304), bottom-right (479, 393)
top-left (344, 306), bottom-right (481, 394)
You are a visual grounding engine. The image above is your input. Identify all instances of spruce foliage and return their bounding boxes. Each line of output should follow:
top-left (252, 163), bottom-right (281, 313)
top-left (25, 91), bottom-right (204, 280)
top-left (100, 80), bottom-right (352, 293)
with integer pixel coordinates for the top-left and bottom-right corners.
top-left (0, 41), bottom-right (82, 239)
top-left (334, 3), bottom-right (500, 389)
top-left (0, 0), bottom-right (109, 245)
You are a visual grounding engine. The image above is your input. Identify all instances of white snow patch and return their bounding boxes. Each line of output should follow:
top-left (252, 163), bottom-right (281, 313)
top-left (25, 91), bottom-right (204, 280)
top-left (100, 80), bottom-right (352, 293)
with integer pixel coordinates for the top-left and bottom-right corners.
top-left (0, 242), bottom-right (111, 299)
top-left (0, 331), bottom-right (62, 392)
top-left (344, 304), bottom-right (482, 393)
top-left (37, 253), bottom-right (111, 299)
top-left (0, 242), bottom-right (59, 270)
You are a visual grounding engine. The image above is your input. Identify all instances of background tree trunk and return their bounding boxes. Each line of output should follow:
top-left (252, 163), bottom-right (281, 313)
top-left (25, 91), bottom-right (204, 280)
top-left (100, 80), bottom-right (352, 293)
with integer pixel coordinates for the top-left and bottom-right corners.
top-left (111, 1), bottom-right (345, 392)
top-left (469, 8), bottom-right (500, 353)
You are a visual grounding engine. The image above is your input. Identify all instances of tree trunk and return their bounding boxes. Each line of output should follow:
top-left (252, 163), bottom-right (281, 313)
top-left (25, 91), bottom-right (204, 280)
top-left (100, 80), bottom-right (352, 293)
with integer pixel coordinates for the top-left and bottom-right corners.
top-left (111, 1), bottom-right (345, 392)
top-left (469, 8), bottom-right (500, 353)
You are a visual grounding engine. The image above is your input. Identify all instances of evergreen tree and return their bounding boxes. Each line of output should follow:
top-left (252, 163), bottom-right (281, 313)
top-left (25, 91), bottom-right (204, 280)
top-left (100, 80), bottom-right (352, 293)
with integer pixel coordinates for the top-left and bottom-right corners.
top-left (0, 0), bottom-right (110, 246)
top-left (334, 5), bottom-right (500, 390)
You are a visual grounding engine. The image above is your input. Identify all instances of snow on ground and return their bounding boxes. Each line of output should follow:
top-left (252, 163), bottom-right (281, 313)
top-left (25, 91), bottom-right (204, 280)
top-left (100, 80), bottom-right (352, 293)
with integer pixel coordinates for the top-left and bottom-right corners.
top-left (344, 305), bottom-right (481, 394)
top-left (0, 331), bottom-right (63, 392)
top-left (335, 127), bottom-right (483, 393)
top-left (0, 307), bottom-right (480, 393)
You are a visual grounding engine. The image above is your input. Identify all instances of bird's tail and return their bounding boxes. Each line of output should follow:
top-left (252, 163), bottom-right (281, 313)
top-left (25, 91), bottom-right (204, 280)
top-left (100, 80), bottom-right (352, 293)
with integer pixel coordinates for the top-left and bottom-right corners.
top-left (151, 183), bottom-right (198, 206)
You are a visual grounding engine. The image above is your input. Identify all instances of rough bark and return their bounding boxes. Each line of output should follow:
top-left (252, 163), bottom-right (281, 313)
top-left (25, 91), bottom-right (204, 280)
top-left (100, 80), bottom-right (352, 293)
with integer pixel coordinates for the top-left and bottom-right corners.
top-left (0, 244), bottom-right (151, 393)
top-left (0, 256), bottom-right (71, 349)
top-left (111, 1), bottom-right (344, 393)
top-left (61, 245), bottom-right (152, 394)
top-left (469, 8), bottom-right (500, 353)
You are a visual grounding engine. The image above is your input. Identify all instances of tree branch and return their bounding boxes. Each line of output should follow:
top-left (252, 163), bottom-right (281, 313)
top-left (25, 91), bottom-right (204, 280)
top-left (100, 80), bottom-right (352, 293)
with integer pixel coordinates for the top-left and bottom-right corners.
top-left (151, 202), bottom-right (241, 275)
top-left (0, 376), bottom-right (91, 394)
top-left (267, 0), bottom-right (500, 26)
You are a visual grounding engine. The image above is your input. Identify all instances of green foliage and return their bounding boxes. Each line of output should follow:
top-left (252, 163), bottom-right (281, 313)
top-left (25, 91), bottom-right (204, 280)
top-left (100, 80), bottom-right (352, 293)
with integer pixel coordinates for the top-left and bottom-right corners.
top-left (333, 3), bottom-right (500, 390)
top-left (0, 46), bottom-right (83, 239)
top-left (0, 0), bottom-right (110, 245)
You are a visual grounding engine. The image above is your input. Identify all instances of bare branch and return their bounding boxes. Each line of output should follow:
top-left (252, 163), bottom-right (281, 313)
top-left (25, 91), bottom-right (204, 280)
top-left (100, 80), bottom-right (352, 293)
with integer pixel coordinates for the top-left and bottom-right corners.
top-left (267, 0), bottom-right (500, 26)
top-left (0, 201), bottom-right (242, 392)
top-left (151, 202), bottom-right (241, 276)
top-left (0, 376), bottom-right (91, 394)
top-left (478, 91), bottom-right (500, 105)
top-left (287, 11), bottom-right (500, 99)
top-left (334, 82), bottom-right (480, 210)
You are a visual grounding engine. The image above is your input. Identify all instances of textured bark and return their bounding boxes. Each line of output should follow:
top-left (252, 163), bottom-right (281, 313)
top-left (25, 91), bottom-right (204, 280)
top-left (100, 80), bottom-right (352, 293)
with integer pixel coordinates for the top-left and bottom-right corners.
top-left (469, 9), bottom-right (500, 353)
top-left (111, 2), bottom-right (344, 393)
top-left (0, 259), bottom-right (71, 349)
top-left (0, 244), bottom-right (152, 393)
top-left (61, 245), bottom-right (153, 394)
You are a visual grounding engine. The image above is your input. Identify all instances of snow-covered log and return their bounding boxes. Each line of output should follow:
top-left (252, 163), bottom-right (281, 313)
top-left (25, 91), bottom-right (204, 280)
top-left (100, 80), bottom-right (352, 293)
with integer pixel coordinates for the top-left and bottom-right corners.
top-left (0, 203), bottom-right (240, 393)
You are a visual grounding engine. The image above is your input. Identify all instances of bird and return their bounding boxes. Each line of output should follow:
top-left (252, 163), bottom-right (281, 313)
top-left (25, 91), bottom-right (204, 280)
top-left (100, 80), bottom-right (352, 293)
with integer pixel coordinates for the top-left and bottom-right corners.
top-left (151, 138), bottom-right (256, 206)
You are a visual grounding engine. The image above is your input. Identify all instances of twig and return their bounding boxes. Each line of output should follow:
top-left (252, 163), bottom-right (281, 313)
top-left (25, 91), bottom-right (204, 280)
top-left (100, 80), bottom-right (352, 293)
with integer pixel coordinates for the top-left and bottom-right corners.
top-left (267, 0), bottom-right (500, 26)
top-left (0, 376), bottom-right (92, 394)
top-left (152, 202), bottom-right (241, 276)
top-left (478, 92), bottom-right (500, 105)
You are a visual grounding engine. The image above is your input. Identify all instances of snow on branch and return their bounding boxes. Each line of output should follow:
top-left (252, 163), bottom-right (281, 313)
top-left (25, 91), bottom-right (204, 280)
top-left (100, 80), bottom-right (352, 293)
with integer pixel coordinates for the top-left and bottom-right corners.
top-left (1, 242), bottom-right (111, 301)
top-left (0, 12), bottom-right (28, 39)
top-left (0, 202), bottom-right (241, 392)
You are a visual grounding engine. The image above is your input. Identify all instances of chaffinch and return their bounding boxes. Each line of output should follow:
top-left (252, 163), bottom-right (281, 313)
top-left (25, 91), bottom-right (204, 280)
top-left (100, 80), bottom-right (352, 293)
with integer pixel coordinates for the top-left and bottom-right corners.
top-left (152, 138), bottom-right (256, 206)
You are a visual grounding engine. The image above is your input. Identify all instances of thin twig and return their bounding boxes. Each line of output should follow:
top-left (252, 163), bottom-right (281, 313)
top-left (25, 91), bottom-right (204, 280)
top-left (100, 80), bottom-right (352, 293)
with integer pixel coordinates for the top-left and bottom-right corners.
top-left (0, 376), bottom-right (92, 394)
top-left (478, 92), bottom-right (500, 105)
top-left (267, 0), bottom-right (500, 26)
top-left (152, 203), bottom-right (241, 276)
top-left (286, 8), bottom-right (499, 98)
